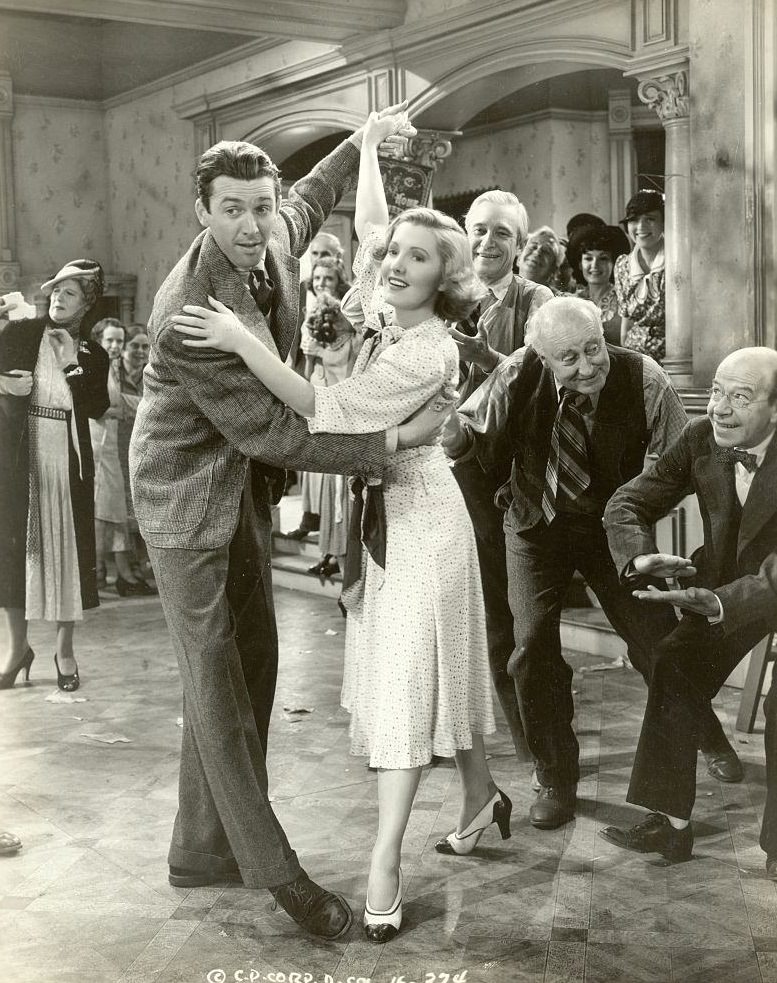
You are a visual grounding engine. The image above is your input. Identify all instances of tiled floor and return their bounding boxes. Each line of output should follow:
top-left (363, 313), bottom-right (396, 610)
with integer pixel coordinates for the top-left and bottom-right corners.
top-left (1, 584), bottom-right (776, 983)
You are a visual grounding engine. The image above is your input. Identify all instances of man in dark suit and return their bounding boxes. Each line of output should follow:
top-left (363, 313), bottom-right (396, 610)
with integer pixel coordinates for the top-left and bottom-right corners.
top-left (447, 190), bottom-right (553, 761)
top-left (130, 111), bottom-right (446, 939)
top-left (599, 347), bottom-right (777, 872)
top-left (443, 297), bottom-right (739, 829)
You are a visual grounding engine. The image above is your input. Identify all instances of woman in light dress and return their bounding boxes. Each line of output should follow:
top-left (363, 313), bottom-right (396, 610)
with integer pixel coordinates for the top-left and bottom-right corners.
top-left (173, 108), bottom-right (511, 942)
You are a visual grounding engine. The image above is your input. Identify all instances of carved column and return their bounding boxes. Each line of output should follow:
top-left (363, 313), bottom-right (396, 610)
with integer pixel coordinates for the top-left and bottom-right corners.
top-left (394, 128), bottom-right (459, 207)
top-left (638, 67), bottom-right (692, 386)
top-left (0, 71), bottom-right (20, 292)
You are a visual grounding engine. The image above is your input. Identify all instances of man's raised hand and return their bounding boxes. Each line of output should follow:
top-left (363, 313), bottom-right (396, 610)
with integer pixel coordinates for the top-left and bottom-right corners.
top-left (633, 553), bottom-right (697, 580)
top-left (631, 583), bottom-right (720, 618)
top-left (448, 321), bottom-right (499, 372)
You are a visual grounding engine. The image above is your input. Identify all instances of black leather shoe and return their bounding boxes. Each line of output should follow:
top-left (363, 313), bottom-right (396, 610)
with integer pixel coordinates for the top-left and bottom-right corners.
top-left (116, 576), bottom-right (158, 597)
top-left (529, 785), bottom-right (576, 829)
top-left (54, 653), bottom-right (80, 692)
top-left (271, 872), bottom-right (353, 940)
top-left (168, 865), bottom-right (242, 888)
top-left (599, 812), bottom-right (693, 863)
top-left (704, 750), bottom-right (744, 783)
top-left (766, 856), bottom-right (777, 880)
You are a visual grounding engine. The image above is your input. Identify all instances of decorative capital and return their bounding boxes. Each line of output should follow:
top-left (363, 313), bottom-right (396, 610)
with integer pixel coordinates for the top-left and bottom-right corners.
top-left (637, 70), bottom-right (689, 123)
top-left (402, 129), bottom-right (459, 171)
top-left (0, 261), bottom-right (20, 291)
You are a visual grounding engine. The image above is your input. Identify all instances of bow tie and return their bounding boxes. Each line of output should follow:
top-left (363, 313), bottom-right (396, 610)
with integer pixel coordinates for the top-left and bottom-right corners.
top-left (716, 446), bottom-right (758, 473)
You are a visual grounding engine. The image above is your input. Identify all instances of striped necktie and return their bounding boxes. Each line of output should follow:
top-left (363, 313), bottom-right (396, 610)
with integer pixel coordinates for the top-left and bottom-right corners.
top-left (248, 269), bottom-right (274, 315)
top-left (541, 388), bottom-right (591, 524)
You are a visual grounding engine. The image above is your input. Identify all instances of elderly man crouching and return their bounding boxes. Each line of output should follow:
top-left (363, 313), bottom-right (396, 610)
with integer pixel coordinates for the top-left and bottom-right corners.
top-left (599, 347), bottom-right (777, 874)
top-left (443, 297), bottom-right (741, 830)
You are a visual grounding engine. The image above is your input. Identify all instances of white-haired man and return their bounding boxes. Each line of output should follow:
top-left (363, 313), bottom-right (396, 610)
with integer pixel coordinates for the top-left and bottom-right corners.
top-left (443, 297), bottom-right (740, 829)
top-left (448, 190), bottom-right (553, 760)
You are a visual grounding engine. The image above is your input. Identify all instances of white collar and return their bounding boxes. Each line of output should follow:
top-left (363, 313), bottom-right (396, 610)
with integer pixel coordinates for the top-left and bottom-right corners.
top-left (628, 243), bottom-right (664, 278)
top-left (739, 429), bottom-right (776, 467)
top-left (552, 375), bottom-right (600, 411)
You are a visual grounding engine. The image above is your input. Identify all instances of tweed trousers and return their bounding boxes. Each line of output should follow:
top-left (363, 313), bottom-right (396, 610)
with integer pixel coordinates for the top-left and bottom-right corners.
top-left (148, 468), bottom-right (301, 889)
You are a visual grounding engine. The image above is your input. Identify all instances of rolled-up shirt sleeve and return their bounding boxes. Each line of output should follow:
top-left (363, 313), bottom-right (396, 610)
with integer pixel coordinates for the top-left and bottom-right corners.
top-left (455, 347), bottom-right (528, 471)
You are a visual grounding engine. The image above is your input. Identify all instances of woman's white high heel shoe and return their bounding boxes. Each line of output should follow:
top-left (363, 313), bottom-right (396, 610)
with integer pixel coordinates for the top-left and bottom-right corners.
top-left (434, 789), bottom-right (512, 856)
top-left (363, 868), bottom-right (403, 943)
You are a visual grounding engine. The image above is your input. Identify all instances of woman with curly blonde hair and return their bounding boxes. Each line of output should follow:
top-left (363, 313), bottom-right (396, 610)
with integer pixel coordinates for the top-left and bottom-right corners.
top-left (173, 108), bottom-right (511, 943)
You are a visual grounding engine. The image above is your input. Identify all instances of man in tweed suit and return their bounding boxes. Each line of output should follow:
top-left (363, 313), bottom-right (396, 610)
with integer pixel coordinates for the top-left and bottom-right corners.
top-left (130, 110), bottom-right (444, 939)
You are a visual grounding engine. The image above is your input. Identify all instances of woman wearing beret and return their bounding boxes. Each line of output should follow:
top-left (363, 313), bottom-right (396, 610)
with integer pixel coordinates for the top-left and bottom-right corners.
top-left (568, 224), bottom-right (630, 345)
top-left (0, 259), bottom-right (109, 691)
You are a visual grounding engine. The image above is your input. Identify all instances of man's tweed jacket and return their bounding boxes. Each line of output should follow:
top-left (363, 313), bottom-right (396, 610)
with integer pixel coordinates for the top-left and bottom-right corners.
top-left (130, 139), bottom-right (385, 550)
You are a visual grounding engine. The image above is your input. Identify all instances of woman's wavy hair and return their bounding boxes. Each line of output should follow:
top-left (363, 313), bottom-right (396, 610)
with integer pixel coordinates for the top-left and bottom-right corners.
top-left (372, 207), bottom-right (485, 322)
top-left (310, 256), bottom-right (351, 300)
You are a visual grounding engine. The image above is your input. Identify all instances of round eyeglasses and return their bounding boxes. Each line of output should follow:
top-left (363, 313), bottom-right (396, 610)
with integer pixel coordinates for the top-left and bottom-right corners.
top-left (706, 386), bottom-right (769, 410)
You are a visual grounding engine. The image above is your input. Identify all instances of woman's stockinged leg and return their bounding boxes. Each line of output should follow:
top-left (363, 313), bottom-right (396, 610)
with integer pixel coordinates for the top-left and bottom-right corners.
top-left (368, 766), bottom-right (422, 910)
top-left (0, 608), bottom-right (30, 674)
top-left (56, 621), bottom-right (76, 674)
top-left (454, 734), bottom-right (497, 831)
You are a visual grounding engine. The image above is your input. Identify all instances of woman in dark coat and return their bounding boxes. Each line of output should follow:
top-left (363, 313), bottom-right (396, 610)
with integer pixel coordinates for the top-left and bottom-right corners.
top-left (0, 259), bottom-right (109, 691)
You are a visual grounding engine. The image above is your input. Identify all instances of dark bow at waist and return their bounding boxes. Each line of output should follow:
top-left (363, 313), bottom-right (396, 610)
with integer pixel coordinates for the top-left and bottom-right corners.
top-left (342, 477), bottom-right (387, 598)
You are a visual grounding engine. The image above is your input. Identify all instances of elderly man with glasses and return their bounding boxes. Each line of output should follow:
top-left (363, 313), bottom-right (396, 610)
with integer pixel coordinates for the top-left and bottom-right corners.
top-left (600, 347), bottom-right (777, 875)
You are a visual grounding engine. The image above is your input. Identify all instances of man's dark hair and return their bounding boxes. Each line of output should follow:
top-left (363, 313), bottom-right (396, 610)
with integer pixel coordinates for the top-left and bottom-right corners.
top-left (196, 141), bottom-right (281, 210)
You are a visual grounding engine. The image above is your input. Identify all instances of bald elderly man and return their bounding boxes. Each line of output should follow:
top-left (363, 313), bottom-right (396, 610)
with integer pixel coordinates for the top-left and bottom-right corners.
top-left (600, 347), bottom-right (777, 876)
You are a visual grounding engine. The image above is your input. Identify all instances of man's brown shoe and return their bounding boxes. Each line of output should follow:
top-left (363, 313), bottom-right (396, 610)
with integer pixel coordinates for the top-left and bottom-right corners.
top-left (529, 785), bottom-right (576, 829)
top-left (599, 812), bottom-right (693, 863)
top-left (271, 872), bottom-right (353, 940)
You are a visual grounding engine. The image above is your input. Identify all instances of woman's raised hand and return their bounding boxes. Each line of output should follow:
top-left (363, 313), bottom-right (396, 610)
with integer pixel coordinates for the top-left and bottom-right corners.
top-left (46, 327), bottom-right (78, 369)
top-left (363, 106), bottom-right (416, 152)
top-left (173, 296), bottom-right (252, 354)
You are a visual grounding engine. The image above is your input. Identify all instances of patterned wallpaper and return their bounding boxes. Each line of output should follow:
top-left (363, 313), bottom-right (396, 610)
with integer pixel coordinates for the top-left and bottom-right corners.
top-left (106, 89), bottom-right (200, 320)
top-left (13, 99), bottom-right (112, 279)
top-left (435, 114), bottom-right (611, 234)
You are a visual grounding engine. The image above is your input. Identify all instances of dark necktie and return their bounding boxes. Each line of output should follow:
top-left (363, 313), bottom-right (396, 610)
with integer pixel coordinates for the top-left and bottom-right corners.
top-left (248, 269), bottom-right (274, 316)
top-left (541, 388), bottom-right (592, 525)
top-left (716, 446), bottom-right (758, 473)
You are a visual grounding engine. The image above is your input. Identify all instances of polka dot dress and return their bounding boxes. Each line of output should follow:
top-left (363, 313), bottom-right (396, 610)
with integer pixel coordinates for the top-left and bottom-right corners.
top-left (309, 227), bottom-right (495, 768)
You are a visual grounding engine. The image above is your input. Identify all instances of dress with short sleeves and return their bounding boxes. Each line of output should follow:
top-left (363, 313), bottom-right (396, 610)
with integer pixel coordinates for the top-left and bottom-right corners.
top-left (614, 246), bottom-right (665, 363)
top-left (308, 226), bottom-right (495, 769)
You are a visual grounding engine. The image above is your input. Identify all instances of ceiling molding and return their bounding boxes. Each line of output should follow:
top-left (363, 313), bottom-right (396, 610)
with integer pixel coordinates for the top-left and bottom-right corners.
top-left (101, 36), bottom-right (278, 110)
top-left (463, 107), bottom-right (609, 139)
top-left (0, 0), bottom-right (407, 41)
top-left (173, 48), bottom-right (348, 120)
top-left (408, 37), bottom-right (633, 120)
top-left (14, 93), bottom-right (104, 112)
top-left (341, 0), bottom-right (627, 62)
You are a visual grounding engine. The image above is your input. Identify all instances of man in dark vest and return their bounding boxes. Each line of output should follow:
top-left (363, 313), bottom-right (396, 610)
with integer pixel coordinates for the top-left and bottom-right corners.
top-left (599, 347), bottom-right (777, 871)
top-left (447, 190), bottom-right (553, 762)
top-left (443, 296), bottom-right (740, 829)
